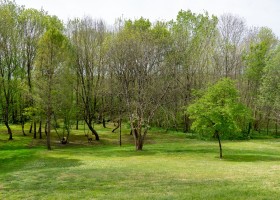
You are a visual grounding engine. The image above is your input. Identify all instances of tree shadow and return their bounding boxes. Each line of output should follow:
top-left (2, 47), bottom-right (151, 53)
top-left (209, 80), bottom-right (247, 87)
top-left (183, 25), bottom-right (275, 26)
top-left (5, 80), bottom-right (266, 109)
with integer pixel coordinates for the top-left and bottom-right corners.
top-left (0, 154), bottom-right (82, 174)
top-left (223, 154), bottom-right (280, 162)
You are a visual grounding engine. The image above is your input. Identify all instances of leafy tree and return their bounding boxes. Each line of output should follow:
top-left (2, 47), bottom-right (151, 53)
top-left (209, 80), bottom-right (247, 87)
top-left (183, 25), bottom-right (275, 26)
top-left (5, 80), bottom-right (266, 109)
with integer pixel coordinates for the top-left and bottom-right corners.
top-left (243, 27), bottom-right (278, 131)
top-left (259, 45), bottom-right (280, 130)
top-left (18, 8), bottom-right (47, 135)
top-left (0, 0), bottom-right (22, 139)
top-left (169, 10), bottom-right (218, 132)
top-left (187, 78), bottom-right (251, 158)
top-left (34, 16), bottom-right (68, 150)
top-left (52, 52), bottom-right (76, 143)
top-left (19, 8), bottom-right (47, 91)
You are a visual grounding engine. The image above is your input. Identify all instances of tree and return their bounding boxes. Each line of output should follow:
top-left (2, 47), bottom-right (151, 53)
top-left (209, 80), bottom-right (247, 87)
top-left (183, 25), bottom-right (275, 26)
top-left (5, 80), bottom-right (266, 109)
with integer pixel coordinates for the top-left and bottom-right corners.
top-left (259, 45), bottom-right (280, 133)
top-left (67, 17), bottom-right (108, 140)
top-left (18, 8), bottom-right (47, 135)
top-left (0, 0), bottom-right (22, 140)
top-left (243, 27), bottom-right (278, 131)
top-left (109, 18), bottom-right (171, 150)
top-left (169, 10), bottom-right (218, 132)
top-left (187, 78), bottom-right (251, 158)
top-left (34, 16), bottom-right (68, 150)
top-left (52, 53), bottom-right (76, 143)
top-left (215, 14), bottom-right (246, 78)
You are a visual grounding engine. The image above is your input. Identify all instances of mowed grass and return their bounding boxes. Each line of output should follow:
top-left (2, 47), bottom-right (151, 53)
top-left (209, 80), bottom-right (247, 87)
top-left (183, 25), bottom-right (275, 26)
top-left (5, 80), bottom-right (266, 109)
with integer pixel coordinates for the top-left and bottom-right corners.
top-left (0, 123), bottom-right (280, 199)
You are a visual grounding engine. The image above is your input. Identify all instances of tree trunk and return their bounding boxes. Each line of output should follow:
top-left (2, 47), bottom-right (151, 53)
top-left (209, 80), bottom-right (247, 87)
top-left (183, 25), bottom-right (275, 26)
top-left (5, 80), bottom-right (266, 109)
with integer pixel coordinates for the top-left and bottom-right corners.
top-left (29, 123), bottom-right (33, 134)
top-left (102, 118), bottom-right (106, 128)
top-left (76, 120), bottom-right (79, 130)
top-left (183, 114), bottom-right (190, 133)
top-left (39, 121), bottom-right (42, 139)
top-left (86, 120), bottom-right (99, 140)
top-left (119, 118), bottom-right (122, 147)
top-left (4, 121), bottom-right (13, 140)
top-left (132, 129), bottom-right (138, 149)
top-left (112, 120), bottom-right (120, 133)
top-left (45, 123), bottom-right (48, 136)
top-left (136, 137), bottom-right (144, 150)
top-left (46, 80), bottom-right (52, 150)
top-left (46, 117), bottom-right (51, 150)
top-left (215, 130), bottom-right (222, 159)
top-left (275, 118), bottom-right (278, 135)
top-left (247, 122), bottom-right (252, 138)
top-left (33, 122), bottom-right (37, 139)
top-left (27, 62), bottom-right (32, 91)
top-left (266, 117), bottom-right (270, 135)
top-left (76, 72), bottom-right (79, 130)
top-left (21, 121), bottom-right (26, 136)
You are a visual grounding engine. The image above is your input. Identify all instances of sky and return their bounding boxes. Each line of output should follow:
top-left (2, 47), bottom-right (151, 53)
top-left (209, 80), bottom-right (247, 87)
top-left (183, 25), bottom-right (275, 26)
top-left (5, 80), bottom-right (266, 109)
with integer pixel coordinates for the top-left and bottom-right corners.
top-left (15, 0), bottom-right (280, 38)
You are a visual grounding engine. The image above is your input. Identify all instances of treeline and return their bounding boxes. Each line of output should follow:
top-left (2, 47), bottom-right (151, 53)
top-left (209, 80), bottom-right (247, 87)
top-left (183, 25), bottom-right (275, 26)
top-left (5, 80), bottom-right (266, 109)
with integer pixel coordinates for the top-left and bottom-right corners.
top-left (0, 0), bottom-right (279, 150)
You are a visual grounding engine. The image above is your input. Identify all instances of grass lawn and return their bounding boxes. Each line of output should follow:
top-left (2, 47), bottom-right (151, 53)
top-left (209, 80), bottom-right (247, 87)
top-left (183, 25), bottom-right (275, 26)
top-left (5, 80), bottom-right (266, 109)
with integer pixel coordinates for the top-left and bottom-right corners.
top-left (0, 123), bottom-right (280, 199)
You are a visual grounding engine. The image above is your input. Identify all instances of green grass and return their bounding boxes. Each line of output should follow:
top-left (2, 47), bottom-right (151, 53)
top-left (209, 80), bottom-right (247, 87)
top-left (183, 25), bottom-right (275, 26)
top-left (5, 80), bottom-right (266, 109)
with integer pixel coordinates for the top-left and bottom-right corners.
top-left (1, 123), bottom-right (280, 199)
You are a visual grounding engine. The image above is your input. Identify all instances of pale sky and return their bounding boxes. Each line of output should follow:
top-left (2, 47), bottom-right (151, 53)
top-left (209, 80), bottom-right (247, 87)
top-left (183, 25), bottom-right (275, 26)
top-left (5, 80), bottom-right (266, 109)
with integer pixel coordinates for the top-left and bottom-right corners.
top-left (15, 0), bottom-right (280, 38)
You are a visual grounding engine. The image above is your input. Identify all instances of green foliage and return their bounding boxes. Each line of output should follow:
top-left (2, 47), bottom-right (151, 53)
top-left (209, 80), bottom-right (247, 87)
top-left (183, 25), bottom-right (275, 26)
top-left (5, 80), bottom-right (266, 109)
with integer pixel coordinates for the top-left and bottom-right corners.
top-left (244, 27), bottom-right (278, 88)
top-left (187, 78), bottom-right (252, 139)
top-left (245, 42), bottom-right (268, 82)
top-left (259, 45), bottom-right (280, 112)
top-left (124, 17), bottom-right (151, 32)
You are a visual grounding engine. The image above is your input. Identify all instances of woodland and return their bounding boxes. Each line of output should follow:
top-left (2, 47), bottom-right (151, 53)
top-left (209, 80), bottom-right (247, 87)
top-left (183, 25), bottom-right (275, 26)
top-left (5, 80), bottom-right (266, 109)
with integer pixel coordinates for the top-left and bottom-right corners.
top-left (0, 0), bottom-right (280, 152)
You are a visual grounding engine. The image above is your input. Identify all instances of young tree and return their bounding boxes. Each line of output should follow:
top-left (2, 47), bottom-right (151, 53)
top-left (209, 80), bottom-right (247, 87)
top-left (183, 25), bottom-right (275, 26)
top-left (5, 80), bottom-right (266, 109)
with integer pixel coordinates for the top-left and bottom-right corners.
top-left (187, 78), bottom-right (251, 158)
top-left (52, 54), bottom-right (76, 143)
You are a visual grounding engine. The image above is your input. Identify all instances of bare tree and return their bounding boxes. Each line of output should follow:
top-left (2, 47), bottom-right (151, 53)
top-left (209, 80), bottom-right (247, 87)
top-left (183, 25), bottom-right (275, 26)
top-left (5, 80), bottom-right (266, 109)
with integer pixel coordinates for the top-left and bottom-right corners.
top-left (215, 13), bottom-right (246, 78)
top-left (67, 17), bottom-right (108, 140)
top-left (109, 18), bottom-right (171, 150)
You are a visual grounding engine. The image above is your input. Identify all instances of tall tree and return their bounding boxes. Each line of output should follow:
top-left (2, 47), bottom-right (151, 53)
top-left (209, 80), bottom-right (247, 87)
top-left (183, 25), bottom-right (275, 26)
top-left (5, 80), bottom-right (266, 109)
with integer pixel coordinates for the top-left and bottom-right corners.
top-left (215, 14), bottom-right (246, 78)
top-left (34, 16), bottom-right (68, 150)
top-left (0, 0), bottom-right (22, 139)
top-left (109, 18), bottom-right (171, 150)
top-left (169, 10), bottom-right (218, 132)
top-left (243, 27), bottom-right (278, 131)
top-left (67, 17), bottom-right (108, 140)
top-left (18, 8), bottom-right (47, 135)
top-left (259, 45), bottom-right (280, 131)
top-left (19, 8), bottom-right (46, 91)
top-left (52, 50), bottom-right (76, 143)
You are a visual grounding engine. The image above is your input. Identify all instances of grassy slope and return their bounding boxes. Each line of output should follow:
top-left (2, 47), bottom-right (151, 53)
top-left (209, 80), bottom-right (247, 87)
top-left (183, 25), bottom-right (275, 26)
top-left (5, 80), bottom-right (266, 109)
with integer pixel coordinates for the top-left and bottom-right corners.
top-left (0, 123), bottom-right (280, 200)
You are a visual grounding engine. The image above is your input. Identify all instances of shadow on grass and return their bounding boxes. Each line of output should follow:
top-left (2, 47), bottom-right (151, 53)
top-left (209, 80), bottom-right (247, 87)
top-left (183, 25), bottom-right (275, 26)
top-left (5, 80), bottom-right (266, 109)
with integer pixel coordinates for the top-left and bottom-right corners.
top-left (223, 154), bottom-right (280, 162)
top-left (23, 156), bottom-right (82, 170)
top-left (0, 150), bottom-right (82, 174)
top-left (165, 148), bottom-right (217, 154)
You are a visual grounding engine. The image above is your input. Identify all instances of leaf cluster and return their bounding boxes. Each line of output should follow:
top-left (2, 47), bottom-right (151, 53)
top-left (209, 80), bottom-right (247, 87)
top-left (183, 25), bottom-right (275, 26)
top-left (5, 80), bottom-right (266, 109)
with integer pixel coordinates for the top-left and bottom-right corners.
top-left (187, 78), bottom-right (252, 136)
